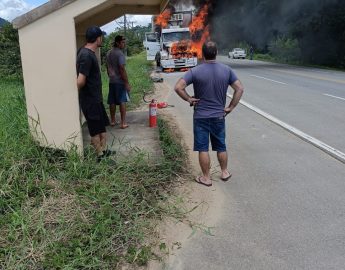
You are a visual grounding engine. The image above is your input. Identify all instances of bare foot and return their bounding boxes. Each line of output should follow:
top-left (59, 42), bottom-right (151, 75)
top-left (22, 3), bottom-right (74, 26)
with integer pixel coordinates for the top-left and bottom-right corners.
top-left (120, 124), bottom-right (129, 129)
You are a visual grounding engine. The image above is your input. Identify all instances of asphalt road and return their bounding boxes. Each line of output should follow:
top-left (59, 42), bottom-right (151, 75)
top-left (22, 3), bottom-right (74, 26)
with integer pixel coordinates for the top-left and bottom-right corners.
top-left (218, 56), bottom-right (345, 155)
top-left (161, 59), bottom-right (345, 270)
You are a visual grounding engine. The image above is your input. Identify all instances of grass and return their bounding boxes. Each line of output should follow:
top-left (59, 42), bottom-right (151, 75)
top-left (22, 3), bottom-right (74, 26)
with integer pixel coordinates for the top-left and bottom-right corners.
top-left (0, 53), bottom-right (187, 269)
top-left (254, 53), bottom-right (345, 71)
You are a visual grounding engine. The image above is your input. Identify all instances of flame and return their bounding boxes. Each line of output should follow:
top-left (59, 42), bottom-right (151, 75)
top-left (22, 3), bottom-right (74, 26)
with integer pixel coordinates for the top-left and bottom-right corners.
top-left (164, 68), bottom-right (175, 73)
top-left (190, 4), bottom-right (211, 58)
top-left (155, 9), bottom-right (171, 29)
top-left (170, 40), bottom-right (197, 59)
top-left (155, 5), bottom-right (211, 61)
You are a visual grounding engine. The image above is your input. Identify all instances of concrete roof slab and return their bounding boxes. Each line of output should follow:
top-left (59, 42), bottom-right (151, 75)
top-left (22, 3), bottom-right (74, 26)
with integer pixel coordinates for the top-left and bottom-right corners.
top-left (13, 0), bottom-right (169, 29)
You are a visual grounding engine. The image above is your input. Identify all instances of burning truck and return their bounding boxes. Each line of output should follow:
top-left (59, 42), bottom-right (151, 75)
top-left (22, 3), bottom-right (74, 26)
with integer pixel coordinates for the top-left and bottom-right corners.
top-left (155, 27), bottom-right (198, 70)
top-left (144, 7), bottom-right (210, 71)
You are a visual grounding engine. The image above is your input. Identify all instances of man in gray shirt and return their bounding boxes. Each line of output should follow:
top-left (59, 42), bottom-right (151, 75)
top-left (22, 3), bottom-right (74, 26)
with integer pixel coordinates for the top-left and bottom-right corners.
top-left (106, 35), bottom-right (131, 129)
top-left (175, 41), bottom-right (244, 187)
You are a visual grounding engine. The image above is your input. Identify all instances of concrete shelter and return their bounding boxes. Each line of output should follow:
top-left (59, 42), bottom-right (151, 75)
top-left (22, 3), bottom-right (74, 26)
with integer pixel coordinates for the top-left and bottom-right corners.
top-left (13, 0), bottom-right (169, 152)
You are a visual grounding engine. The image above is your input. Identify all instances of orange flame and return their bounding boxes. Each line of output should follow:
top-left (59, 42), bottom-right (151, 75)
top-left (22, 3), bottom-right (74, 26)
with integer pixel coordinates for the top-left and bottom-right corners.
top-left (164, 68), bottom-right (175, 73)
top-left (170, 40), bottom-right (197, 59)
top-left (155, 9), bottom-right (171, 29)
top-left (190, 4), bottom-right (210, 58)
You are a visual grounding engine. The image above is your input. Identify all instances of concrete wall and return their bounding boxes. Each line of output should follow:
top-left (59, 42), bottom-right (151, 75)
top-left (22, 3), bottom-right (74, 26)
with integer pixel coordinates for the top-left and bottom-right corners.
top-left (19, 2), bottom-right (81, 151)
top-left (18, 0), bottom-right (166, 152)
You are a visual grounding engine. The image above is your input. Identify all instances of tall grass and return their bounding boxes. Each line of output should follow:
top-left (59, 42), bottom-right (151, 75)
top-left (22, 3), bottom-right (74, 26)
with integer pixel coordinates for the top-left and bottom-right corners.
top-left (0, 53), bottom-right (186, 269)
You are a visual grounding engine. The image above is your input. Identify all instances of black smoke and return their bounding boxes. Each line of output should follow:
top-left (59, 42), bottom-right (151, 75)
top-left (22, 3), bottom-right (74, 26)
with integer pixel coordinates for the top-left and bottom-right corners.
top-left (170, 0), bottom-right (345, 67)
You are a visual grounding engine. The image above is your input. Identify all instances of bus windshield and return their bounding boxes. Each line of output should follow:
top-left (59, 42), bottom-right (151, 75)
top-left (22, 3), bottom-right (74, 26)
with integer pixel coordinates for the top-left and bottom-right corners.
top-left (162, 31), bottom-right (191, 43)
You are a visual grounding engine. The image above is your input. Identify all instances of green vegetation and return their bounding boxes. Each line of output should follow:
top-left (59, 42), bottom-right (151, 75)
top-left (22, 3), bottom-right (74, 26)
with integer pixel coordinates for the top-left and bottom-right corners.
top-left (0, 53), bottom-right (186, 269)
top-left (101, 25), bottom-right (151, 58)
top-left (0, 17), bottom-right (8, 27)
top-left (0, 23), bottom-right (21, 78)
top-left (214, 0), bottom-right (345, 69)
top-left (268, 37), bottom-right (301, 64)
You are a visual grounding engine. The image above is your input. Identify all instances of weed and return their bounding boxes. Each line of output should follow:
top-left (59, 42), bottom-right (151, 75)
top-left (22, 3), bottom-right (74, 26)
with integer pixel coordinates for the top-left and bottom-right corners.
top-left (0, 53), bottom-right (187, 269)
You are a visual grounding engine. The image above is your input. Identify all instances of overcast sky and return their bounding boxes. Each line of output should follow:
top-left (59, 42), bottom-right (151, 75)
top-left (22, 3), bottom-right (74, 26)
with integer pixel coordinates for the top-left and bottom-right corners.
top-left (0, 0), bottom-right (152, 32)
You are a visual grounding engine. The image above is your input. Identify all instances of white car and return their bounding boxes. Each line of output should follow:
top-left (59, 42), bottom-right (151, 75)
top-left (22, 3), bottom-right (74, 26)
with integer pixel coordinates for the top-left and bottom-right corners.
top-left (229, 48), bottom-right (246, 59)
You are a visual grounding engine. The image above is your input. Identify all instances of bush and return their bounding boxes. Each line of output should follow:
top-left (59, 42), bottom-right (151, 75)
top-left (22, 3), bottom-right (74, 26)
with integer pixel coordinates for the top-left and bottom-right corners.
top-left (268, 36), bottom-right (301, 63)
top-left (0, 23), bottom-right (22, 79)
top-left (255, 53), bottom-right (274, 61)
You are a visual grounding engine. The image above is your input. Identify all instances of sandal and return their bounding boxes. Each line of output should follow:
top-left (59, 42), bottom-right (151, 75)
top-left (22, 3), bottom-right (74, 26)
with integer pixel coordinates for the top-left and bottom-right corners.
top-left (195, 176), bottom-right (212, 187)
top-left (220, 171), bottom-right (232, 181)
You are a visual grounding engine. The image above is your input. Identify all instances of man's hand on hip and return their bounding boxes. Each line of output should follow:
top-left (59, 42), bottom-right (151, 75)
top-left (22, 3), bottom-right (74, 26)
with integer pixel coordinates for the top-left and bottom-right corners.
top-left (224, 107), bottom-right (233, 117)
top-left (188, 97), bottom-right (200, 107)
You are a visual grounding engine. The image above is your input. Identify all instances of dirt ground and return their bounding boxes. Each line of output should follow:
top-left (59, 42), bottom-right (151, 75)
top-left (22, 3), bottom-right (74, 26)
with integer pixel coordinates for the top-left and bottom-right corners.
top-left (145, 80), bottom-right (226, 270)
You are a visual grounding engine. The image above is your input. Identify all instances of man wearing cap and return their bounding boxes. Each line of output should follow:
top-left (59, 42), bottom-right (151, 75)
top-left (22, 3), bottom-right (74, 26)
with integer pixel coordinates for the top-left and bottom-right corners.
top-left (106, 35), bottom-right (131, 129)
top-left (76, 26), bottom-right (111, 161)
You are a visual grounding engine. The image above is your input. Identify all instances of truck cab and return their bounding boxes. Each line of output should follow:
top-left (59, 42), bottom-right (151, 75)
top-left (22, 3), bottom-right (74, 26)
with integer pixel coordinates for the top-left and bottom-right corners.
top-left (144, 27), bottom-right (197, 70)
top-left (159, 27), bottom-right (197, 69)
top-left (144, 10), bottom-right (197, 71)
top-left (143, 32), bottom-right (160, 61)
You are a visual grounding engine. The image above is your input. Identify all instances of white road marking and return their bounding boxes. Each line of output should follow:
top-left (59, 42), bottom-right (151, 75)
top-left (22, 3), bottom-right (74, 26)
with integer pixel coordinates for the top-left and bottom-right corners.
top-left (267, 68), bottom-right (345, 84)
top-left (323, 94), bottom-right (345, 101)
top-left (227, 93), bottom-right (345, 164)
top-left (250, 74), bottom-right (288, 85)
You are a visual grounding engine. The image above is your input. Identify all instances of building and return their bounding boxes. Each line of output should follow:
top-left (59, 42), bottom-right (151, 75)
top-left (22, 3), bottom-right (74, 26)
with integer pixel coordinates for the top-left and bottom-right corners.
top-left (12, 0), bottom-right (169, 153)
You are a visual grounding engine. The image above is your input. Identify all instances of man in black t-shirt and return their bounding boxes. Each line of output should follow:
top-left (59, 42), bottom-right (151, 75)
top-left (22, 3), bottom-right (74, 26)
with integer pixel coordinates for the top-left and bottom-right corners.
top-left (77, 26), bottom-right (111, 161)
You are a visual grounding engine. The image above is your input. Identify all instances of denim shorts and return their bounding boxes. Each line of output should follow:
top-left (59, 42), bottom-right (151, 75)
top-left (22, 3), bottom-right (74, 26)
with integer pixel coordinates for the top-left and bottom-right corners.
top-left (108, 83), bottom-right (128, 105)
top-left (193, 117), bottom-right (226, 152)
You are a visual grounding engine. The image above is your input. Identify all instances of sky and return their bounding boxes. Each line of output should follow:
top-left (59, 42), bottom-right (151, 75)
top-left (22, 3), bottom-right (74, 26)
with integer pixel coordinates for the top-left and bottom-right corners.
top-left (0, 0), bottom-right (152, 33)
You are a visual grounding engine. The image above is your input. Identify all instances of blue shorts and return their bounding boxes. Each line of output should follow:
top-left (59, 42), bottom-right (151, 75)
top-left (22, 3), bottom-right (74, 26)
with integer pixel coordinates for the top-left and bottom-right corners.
top-left (193, 117), bottom-right (227, 152)
top-left (108, 83), bottom-right (128, 105)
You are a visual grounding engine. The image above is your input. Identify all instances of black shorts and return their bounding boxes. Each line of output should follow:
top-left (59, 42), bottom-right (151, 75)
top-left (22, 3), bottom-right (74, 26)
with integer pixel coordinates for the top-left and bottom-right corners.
top-left (82, 102), bottom-right (110, 137)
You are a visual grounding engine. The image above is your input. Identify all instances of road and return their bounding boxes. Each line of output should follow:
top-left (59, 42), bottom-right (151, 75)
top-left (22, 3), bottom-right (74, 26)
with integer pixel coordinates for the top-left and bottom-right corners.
top-left (160, 58), bottom-right (345, 270)
top-left (217, 56), bottom-right (345, 155)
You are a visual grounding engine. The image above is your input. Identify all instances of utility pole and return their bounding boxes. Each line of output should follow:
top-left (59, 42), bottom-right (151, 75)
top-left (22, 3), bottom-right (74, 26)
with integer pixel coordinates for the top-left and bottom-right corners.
top-left (116, 15), bottom-right (137, 39)
top-left (124, 14), bottom-right (127, 39)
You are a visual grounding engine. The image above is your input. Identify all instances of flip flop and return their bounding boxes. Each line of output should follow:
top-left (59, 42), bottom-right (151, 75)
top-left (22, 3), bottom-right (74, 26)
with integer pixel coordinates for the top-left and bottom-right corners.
top-left (195, 176), bottom-right (212, 187)
top-left (220, 172), bottom-right (232, 181)
top-left (110, 121), bottom-right (119, 126)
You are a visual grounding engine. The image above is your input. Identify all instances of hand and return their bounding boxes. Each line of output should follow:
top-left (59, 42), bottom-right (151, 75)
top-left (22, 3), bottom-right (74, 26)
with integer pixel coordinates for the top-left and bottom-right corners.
top-left (224, 107), bottom-right (232, 117)
top-left (125, 83), bottom-right (131, 92)
top-left (188, 97), bottom-right (200, 107)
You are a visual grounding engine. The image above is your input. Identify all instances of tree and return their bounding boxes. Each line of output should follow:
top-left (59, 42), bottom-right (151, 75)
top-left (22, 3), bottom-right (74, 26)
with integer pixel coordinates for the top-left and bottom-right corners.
top-left (290, 0), bottom-right (345, 67)
top-left (101, 24), bottom-right (151, 61)
top-left (0, 23), bottom-right (22, 78)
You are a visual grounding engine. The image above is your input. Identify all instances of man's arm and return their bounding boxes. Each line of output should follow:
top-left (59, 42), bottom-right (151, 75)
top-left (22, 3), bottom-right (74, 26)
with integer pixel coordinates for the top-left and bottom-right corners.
top-left (77, 73), bottom-right (86, 92)
top-left (174, 78), bottom-right (200, 106)
top-left (119, 64), bottom-right (131, 92)
top-left (224, 80), bottom-right (244, 115)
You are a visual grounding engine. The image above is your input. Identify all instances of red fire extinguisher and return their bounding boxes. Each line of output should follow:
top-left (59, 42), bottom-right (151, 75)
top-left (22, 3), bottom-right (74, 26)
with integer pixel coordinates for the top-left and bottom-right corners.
top-left (149, 99), bottom-right (157, 127)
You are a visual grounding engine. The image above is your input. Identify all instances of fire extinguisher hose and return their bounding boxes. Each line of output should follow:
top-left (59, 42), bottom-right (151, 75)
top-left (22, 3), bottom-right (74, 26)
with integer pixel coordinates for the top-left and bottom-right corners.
top-left (142, 91), bottom-right (174, 107)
